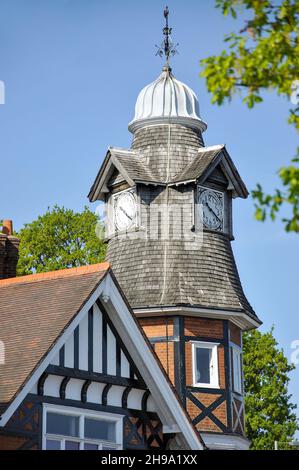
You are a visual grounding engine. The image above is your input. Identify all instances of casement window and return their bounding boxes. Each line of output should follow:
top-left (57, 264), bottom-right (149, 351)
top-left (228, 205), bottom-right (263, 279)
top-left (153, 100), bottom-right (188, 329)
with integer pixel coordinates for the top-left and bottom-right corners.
top-left (43, 404), bottom-right (123, 450)
top-left (232, 347), bottom-right (243, 395)
top-left (192, 341), bottom-right (219, 388)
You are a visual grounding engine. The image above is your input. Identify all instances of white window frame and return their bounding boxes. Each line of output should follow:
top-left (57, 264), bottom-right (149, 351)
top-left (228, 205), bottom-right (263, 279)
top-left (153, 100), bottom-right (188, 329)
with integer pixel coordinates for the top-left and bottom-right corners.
top-left (232, 346), bottom-right (243, 395)
top-left (42, 403), bottom-right (123, 450)
top-left (192, 341), bottom-right (220, 389)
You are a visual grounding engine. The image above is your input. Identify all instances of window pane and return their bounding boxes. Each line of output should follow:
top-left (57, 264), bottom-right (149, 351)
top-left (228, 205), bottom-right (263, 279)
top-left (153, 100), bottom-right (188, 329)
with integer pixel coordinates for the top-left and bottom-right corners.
top-left (102, 446), bottom-right (117, 450)
top-left (233, 350), bottom-right (242, 393)
top-left (65, 440), bottom-right (80, 450)
top-left (84, 418), bottom-right (116, 442)
top-left (46, 439), bottom-right (61, 450)
top-left (84, 443), bottom-right (98, 450)
top-left (47, 413), bottom-right (79, 437)
top-left (195, 347), bottom-right (211, 384)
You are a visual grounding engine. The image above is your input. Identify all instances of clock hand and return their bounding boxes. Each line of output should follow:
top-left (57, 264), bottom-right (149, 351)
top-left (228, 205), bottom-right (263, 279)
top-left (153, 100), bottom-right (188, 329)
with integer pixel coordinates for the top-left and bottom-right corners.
top-left (119, 206), bottom-right (133, 220)
top-left (206, 202), bottom-right (221, 223)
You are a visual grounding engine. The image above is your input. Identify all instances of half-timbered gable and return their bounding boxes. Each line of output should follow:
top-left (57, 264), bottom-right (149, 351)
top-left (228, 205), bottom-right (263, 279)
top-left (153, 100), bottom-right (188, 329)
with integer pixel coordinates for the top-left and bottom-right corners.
top-left (0, 264), bottom-right (203, 451)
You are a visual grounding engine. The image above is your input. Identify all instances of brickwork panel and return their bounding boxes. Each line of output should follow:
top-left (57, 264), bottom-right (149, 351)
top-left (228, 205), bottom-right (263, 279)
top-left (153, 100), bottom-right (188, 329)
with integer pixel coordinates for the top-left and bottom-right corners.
top-left (184, 317), bottom-right (224, 339)
top-left (154, 342), bottom-right (175, 385)
top-left (229, 322), bottom-right (242, 346)
top-left (139, 317), bottom-right (174, 338)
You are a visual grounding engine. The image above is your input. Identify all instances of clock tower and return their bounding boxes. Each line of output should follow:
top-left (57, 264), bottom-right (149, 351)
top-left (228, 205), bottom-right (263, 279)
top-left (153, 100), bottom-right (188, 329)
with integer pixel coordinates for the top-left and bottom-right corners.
top-left (89, 9), bottom-right (261, 450)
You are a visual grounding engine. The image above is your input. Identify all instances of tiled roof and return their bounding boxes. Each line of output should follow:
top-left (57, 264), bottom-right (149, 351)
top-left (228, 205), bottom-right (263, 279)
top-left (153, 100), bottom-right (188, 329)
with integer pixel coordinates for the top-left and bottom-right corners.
top-left (171, 146), bottom-right (224, 183)
top-left (0, 263), bottom-right (109, 406)
top-left (107, 230), bottom-right (261, 324)
top-left (111, 148), bottom-right (160, 183)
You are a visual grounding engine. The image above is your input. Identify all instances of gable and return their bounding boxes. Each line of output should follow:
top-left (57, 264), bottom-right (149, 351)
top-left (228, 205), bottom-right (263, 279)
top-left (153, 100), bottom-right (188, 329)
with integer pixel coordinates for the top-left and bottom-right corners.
top-left (88, 147), bottom-right (163, 202)
top-left (34, 299), bottom-right (152, 413)
top-left (107, 168), bottom-right (126, 187)
top-left (206, 165), bottom-right (228, 188)
top-left (0, 264), bottom-right (109, 407)
top-left (0, 266), bottom-right (203, 449)
top-left (171, 145), bottom-right (248, 198)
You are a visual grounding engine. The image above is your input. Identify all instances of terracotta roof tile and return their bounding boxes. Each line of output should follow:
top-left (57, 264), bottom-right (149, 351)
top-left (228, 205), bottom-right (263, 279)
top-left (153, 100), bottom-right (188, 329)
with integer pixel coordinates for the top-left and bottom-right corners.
top-left (0, 263), bottom-right (109, 406)
top-left (0, 262), bottom-right (110, 287)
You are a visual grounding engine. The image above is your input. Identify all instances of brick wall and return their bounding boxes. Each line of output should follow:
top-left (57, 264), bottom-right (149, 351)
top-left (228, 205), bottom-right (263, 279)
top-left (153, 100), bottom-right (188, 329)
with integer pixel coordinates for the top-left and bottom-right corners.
top-left (154, 342), bottom-right (175, 385)
top-left (139, 316), bottom-right (246, 436)
top-left (0, 230), bottom-right (19, 280)
top-left (0, 435), bottom-right (34, 450)
top-left (139, 317), bottom-right (174, 338)
top-left (229, 321), bottom-right (242, 346)
top-left (185, 317), bottom-right (223, 338)
top-left (139, 317), bottom-right (175, 385)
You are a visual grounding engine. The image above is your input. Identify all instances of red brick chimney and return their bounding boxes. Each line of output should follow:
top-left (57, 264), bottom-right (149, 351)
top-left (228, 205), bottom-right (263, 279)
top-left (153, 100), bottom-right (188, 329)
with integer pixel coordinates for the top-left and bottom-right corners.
top-left (0, 220), bottom-right (19, 279)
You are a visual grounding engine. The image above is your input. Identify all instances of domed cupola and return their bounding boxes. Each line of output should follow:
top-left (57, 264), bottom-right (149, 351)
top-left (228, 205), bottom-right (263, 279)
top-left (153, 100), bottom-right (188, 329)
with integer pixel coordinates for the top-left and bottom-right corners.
top-left (128, 65), bottom-right (207, 134)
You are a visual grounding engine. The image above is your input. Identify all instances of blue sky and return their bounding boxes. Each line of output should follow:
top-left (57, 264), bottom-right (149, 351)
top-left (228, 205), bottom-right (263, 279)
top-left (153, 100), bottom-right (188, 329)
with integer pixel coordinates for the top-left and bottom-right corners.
top-left (1, 0), bottom-right (298, 437)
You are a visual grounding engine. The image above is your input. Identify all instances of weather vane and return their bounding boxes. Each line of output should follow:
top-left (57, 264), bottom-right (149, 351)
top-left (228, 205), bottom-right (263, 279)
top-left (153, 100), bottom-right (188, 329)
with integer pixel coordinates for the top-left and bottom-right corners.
top-left (155, 6), bottom-right (179, 67)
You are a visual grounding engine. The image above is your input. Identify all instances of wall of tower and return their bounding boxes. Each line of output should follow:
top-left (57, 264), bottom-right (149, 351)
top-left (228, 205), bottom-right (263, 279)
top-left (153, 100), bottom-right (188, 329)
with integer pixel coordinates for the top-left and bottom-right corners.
top-left (131, 124), bottom-right (204, 180)
top-left (138, 316), bottom-right (245, 437)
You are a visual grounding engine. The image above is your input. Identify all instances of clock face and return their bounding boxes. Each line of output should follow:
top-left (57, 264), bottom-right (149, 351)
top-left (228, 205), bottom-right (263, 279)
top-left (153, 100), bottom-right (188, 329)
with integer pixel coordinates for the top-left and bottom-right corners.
top-left (198, 188), bottom-right (224, 231)
top-left (114, 191), bottom-right (136, 231)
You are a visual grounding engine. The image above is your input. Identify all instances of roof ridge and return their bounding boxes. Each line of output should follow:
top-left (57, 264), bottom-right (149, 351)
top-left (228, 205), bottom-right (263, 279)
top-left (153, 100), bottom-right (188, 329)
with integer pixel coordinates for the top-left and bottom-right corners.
top-left (197, 144), bottom-right (224, 152)
top-left (109, 146), bottom-right (137, 154)
top-left (0, 262), bottom-right (110, 287)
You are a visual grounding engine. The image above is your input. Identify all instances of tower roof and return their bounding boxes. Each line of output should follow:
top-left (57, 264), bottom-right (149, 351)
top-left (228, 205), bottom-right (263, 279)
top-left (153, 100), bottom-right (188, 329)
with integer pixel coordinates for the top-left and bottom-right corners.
top-left (128, 67), bottom-right (207, 134)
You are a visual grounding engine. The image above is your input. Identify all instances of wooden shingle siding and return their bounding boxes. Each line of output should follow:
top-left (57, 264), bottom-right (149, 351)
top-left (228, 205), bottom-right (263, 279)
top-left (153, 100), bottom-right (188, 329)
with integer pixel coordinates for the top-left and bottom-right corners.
top-left (131, 124), bottom-right (204, 181)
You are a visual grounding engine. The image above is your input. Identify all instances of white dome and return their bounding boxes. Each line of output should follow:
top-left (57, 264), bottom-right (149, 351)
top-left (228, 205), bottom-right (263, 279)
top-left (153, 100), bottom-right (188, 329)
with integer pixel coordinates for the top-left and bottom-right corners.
top-left (128, 67), bottom-right (207, 133)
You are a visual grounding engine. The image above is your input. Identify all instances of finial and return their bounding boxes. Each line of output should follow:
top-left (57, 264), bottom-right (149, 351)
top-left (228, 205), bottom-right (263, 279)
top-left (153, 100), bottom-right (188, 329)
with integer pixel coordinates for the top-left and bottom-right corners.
top-left (155, 6), bottom-right (178, 69)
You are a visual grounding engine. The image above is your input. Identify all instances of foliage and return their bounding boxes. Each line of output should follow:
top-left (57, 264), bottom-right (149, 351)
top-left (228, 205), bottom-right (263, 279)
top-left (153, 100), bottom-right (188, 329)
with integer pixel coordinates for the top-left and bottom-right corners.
top-left (243, 328), bottom-right (297, 449)
top-left (252, 148), bottom-right (299, 231)
top-left (201, 0), bottom-right (299, 231)
top-left (17, 206), bottom-right (106, 275)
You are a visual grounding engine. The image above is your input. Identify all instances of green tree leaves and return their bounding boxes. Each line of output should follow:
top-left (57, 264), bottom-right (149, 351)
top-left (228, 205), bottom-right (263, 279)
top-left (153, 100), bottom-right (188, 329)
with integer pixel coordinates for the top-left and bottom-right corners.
top-left (252, 148), bottom-right (299, 231)
top-left (243, 328), bottom-right (297, 449)
top-left (201, 0), bottom-right (299, 231)
top-left (16, 206), bottom-right (106, 275)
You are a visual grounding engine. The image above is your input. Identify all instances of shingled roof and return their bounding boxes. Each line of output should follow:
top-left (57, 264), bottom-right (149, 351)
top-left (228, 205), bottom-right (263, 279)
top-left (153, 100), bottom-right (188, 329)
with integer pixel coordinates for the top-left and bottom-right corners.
top-left (88, 147), bottom-right (162, 202)
top-left (0, 263), bottom-right (109, 407)
top-left (171, 145), bottom-right (224, 183)
top-left (170, 145), bottom-right (249, 198)
top-left (114, 149), bottom-right (160, 183)
top-left (89, 143), bottom-right (249, 202)
top-left (107, 230), bottom-right (261, 328)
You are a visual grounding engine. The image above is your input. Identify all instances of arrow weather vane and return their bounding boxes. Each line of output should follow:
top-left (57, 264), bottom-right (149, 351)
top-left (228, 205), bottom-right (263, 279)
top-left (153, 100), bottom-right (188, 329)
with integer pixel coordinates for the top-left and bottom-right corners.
top-left (155, 6), bottom-right (179, 67)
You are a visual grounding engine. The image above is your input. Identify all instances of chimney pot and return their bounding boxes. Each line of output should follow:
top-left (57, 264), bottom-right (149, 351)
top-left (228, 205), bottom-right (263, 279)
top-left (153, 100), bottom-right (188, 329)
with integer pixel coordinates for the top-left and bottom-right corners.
top-left (2, 220), bottom-right (13, 236)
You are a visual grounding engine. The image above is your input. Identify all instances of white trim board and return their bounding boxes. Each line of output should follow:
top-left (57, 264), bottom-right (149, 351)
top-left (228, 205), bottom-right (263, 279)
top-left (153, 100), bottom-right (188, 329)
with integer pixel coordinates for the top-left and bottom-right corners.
top-left (201, 433), bottom-right (250, 450)
top-left (133, 306), bottom-right (261, 330)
